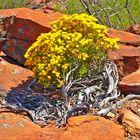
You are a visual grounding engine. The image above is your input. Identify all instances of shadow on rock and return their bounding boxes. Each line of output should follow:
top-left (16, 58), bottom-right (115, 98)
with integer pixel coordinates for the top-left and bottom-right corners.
top-left (4, 77), bottom-right (43, 111)
top-left (0, 55), bottom-right (24, 67)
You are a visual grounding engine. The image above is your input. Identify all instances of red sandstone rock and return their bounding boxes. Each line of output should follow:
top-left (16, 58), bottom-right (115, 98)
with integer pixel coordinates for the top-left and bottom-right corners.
top-left (118, 109), bottom-right (140, 137)
top-left (61, 116), bottom-right (125, 140)
top-left (108, 29), bottom-right (140, 46)
top-left (0, 113), bottom-right (125, 140)
top-left (0, 113), bottom-right (43, 140)
top-left (109, 44), bottom-right (140, 78)
top-left (127, 24), bottom-right (140, 35)
top-left (119, 69), bottom-right (140, 93)
top-left (109, 44), bottom-right (140, 60)
top-left (115, 57), bottom-right (140, 79)
top-left (0, 8), bottom-right (63, 64)
top-left (0, 52), bottom-right (32, 93)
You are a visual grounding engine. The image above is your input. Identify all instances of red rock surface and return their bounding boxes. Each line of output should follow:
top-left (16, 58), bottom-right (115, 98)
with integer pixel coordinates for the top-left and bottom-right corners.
top-left (108, 29), bottom-right (140, 46)
top-left (0, 52), bottom-right (32, 93)
top-left (115, 57), bottom-right (140, 79)
top-left (109, 44), bottom-right (140, 78)
top-left (0, 8), bottom-right (64, 64)
top-left (109, 44), bottom-right (140, 59)
top-left (0, 113), bottom-right (125, 140)
top-left (126, 24), bottom-right (140, 35)
top-left (60, 116), bottom-right (125, 140)
top-left (0, 113), bottom-right (42, 140)
top-left (107, 28), bottom-right (140, 93)
top-left (119, 69), bottom-right (140, 93)
top-left (118, 109), bottom-right (140, 137)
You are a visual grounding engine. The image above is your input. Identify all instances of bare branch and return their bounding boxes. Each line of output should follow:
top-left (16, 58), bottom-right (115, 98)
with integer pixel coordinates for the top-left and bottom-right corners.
top-left (97, 94), bottom-right (140, 116)
top-left (79, 0), bottom-right (92, 15)
top-left (65, 63), bottom-right (78, 84)
top-left (79, 0), bottom-right (138, 29)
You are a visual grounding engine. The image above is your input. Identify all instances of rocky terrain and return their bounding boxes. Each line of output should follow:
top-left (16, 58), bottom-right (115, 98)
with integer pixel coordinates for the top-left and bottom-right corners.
top-left (0, 1), bottom-right (140, 140)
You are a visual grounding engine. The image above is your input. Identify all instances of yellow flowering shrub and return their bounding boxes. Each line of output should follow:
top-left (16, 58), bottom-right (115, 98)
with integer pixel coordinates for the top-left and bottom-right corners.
top-left (25, 14), bottom-right (119, 88)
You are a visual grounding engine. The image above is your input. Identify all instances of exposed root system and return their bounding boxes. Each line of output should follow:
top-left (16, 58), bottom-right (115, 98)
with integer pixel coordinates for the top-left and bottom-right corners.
top-left (1, 61), bottom-right (140, 127)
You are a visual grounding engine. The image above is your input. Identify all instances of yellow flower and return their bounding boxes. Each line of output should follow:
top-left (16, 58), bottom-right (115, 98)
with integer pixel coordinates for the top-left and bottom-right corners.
top-left (62, 63), bottom-right (69, 70)
top-left (25, 13), bottom-right (119, 88)
top-left (55, 72), bottom-right (60, 78)
top-left (82, 53), bottom-right (89, 60)
top-left (47, 76), bottom-right (51, 79)
top-left (78, 54), bottom-right (82, 59)
top-left (57, 80), bottom-right (64, 88)
top-left (52, 71), bottom-right (55, 74)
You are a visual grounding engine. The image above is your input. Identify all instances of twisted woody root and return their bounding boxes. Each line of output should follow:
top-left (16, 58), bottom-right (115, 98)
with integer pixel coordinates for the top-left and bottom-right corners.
top-left (1, 61), bottom-right (140, 127)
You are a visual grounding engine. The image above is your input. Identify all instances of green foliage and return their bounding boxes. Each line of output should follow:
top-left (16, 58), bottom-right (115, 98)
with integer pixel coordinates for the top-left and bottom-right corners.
top-left (25, 14), bottom-right (119, 88)
top-left (0, 0), bottom-right (28, 9)
top-left (65, 0), bottom-right (85, 14)
top-left (53, 0), bottom-right (85, 14)
top-left (79, 65), bottom-right (88, 77)
top-left (86, 0), bottom-right (140, 29)
top-left (57, 0), bottom-right (140, 29)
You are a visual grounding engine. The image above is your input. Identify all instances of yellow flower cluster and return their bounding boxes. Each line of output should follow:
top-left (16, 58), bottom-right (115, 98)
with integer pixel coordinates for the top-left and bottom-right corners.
top-left (25, 13), bottom-right (119, 88)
